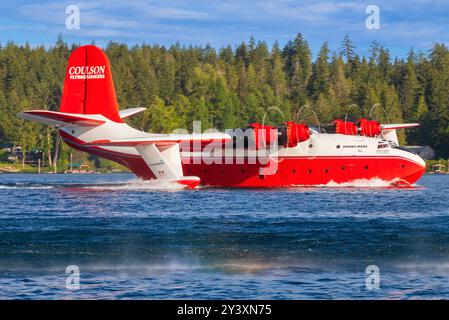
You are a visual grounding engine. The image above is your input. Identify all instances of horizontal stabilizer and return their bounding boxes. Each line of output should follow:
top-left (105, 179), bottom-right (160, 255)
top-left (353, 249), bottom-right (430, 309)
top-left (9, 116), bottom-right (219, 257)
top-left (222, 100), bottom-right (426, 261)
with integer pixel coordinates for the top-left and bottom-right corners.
top-left (119, 107), bottom-right (146, 119)
top-left (18, 110), bottom-right (106, 127)
top-left (84, 132), bottom-right (231, 147)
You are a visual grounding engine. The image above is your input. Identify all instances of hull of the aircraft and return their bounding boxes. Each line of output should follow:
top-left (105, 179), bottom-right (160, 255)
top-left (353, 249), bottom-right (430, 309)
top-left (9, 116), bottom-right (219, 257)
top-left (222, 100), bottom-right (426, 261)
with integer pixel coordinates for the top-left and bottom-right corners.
top-left (61, 130), bottom-right (425, 187)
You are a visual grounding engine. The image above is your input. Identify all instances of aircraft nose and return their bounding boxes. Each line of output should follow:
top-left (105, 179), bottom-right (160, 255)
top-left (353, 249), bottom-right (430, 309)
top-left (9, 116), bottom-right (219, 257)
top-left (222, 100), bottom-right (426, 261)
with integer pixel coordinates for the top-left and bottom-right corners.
top-left (416, 155), bottom-right (426, 169)
top-left (401, 157), bottom-right (426, 185)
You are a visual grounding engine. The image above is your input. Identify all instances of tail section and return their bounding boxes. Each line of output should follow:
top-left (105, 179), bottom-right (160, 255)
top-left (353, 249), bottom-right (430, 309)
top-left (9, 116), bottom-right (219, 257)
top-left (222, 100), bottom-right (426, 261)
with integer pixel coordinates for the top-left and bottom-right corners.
top-left (60, 45), bottom-right (122, 123)
top-left (18, 44), bottom-right (230, 188)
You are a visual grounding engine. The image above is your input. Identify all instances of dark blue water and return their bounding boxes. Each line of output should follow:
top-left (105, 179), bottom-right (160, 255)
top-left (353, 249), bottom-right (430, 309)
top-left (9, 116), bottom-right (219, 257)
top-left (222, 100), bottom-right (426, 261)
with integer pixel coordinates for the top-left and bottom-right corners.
top-left (1, 173), bottom-right (449, 299)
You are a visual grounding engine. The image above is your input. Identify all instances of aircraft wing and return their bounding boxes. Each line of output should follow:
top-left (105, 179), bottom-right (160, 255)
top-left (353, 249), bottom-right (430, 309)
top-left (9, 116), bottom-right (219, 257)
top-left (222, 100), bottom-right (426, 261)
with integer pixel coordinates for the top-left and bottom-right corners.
top-left (381, 123), bottom-right (419, 130)
top-left (18, 110), bottom-right (106, 127)
top-left (84, 132), bottom-right (231, 147)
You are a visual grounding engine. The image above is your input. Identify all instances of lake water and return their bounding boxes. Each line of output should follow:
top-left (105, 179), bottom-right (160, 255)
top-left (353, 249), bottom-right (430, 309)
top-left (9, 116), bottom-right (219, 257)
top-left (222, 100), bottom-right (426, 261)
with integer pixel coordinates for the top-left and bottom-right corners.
top-left (0, 173), bottom-right (449, 299)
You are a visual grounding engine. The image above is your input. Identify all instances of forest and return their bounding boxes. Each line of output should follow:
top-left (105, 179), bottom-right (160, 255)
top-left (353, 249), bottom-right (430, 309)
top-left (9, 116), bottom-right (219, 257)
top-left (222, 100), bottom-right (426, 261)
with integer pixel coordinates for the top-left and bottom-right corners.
top-left (0, 34), bottom-right (449, 168)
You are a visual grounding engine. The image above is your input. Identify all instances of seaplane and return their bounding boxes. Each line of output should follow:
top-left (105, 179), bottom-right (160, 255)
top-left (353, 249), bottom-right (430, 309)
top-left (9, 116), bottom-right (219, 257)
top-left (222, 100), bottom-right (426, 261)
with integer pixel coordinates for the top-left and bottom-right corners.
top-left (18, 45), bottom-right (426, 188)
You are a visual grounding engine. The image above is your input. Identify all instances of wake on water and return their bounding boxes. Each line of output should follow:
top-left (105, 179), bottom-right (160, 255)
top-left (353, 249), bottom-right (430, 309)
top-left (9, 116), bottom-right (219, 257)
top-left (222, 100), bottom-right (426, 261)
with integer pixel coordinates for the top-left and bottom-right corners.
top-left (80, 179), bottom-right (187, 191)
top-left (0, 177), bottom-right (186, 191)
top-left (83, 176), bottom-right (421, 190)
top-left (297, 177), bottom-right (420, 188)
top-left (0, 177), bottom-right (420, 190)
top-left (0, 185), bottom-right (53, 190)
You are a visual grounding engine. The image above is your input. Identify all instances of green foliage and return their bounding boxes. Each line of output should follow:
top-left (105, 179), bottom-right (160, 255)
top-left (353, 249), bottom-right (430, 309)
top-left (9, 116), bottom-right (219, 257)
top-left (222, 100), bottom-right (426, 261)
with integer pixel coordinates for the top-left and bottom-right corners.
top-left (0, 150), bottom-right (8, 162)
top-left (0, 35), bottom-right (449, 159)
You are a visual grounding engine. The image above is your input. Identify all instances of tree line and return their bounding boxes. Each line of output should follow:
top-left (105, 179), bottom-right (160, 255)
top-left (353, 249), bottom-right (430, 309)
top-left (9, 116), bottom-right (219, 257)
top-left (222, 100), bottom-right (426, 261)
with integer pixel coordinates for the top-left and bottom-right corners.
top-left (1, 34), bottom-right (449, 167)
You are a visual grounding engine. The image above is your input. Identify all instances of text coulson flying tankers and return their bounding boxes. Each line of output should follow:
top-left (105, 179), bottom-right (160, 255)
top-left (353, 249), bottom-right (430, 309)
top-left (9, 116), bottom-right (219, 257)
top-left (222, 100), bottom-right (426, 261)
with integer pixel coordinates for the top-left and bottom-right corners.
top-left (19, 45), bottom-right (426, 188)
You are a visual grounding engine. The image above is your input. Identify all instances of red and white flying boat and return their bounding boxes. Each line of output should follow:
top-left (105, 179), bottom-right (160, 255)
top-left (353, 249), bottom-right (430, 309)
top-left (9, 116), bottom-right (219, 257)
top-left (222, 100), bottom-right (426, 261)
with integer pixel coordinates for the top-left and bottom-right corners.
top-left (19, 45), bottom-right (425, 188)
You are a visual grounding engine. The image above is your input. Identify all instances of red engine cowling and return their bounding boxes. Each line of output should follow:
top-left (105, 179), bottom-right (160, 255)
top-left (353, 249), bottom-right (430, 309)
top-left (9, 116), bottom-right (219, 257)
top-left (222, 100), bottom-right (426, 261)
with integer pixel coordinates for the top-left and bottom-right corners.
top-left (284, 121), bottom-right (310, 148)
top-left (248, 122), bottom-right (277, 149)
top-left (247, 122), bottom-right (310, 149)
top-left (358, 118), bottom-right (381, 137)
top-left (334, 119), bottom-right (357, 135)
top-left (229, 122), bottom-right (310, 150)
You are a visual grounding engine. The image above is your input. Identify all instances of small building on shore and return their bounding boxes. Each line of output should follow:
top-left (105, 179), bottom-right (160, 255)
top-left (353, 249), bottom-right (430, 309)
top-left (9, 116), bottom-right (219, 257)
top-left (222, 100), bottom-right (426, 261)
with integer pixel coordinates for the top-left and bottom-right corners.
top-left (429, 162), bottom-right (449, 174)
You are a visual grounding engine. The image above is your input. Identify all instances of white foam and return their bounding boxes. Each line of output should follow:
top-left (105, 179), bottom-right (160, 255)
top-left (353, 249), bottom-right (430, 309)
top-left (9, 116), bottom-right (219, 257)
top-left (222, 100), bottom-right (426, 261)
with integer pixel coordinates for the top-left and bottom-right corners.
top-left (322, 178), bottom-right (395, 188)
top-left (394, 261), bottom-right (449, 274)
top-left (292, 178), bottom-right (419, 188)
top-left (0, 185), bottom-right (53, 190)
top-left (81, 179), bottom-right (186, 191)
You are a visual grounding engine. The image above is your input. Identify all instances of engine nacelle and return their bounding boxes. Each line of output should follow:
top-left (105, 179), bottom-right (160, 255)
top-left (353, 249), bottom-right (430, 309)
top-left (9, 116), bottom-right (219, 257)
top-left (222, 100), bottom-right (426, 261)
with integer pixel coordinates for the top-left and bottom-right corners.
top-left (232, 122), bottom-right (310, 149)
top-left (333, 119), bottom-right (357, 135)
top-left (330, 118), bottom-right (381, 137)
top-left (358, 118), bottom-right (381, 137)
top-left (281, 121), bottom-right (310, 148)
top-left (248, 122), bottom-right (277, 149)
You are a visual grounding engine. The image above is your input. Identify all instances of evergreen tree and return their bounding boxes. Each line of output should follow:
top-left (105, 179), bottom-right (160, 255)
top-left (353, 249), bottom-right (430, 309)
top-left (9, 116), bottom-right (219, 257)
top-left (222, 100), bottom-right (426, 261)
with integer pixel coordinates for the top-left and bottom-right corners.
top-left (268, 41), bottom-right (287, 98)
top-left (329, 53), bottom-right (351, 117)
top-left (340, 35), bottom-right (356, 62)
top-left (400, 49), bottom-right (420, 121)
top-left (415, 95), bottom-right (428, 119)
top-left (284, 33), bottom-right (312, 109)
top-left (310, 42), bottom-right (330, 99)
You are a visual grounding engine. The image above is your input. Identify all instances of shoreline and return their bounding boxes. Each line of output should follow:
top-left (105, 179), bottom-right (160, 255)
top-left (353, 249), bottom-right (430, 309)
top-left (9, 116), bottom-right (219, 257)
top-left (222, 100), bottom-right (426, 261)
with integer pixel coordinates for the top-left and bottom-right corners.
top-left (0, 164), bottom-right (130, 174)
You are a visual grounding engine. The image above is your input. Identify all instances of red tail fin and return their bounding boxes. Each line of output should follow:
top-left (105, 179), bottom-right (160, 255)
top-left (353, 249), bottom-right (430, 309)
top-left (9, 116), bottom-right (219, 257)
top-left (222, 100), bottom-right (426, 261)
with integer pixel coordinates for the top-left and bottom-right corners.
top-left (60, 45), bottom-right (123, 123)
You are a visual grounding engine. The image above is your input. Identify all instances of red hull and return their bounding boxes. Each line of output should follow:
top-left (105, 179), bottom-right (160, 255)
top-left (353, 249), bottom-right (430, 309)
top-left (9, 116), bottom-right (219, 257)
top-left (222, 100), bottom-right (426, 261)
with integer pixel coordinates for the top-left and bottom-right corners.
top-left (62, 132), bottom-right (425, 187)
top-left (183, 157), bottom-right (425, 187)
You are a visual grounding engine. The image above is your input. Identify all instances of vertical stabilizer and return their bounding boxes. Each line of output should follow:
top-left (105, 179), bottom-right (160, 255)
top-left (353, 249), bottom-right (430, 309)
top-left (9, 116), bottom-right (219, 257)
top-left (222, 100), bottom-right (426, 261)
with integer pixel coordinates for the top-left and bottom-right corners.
top-left (60, 45), bottom-right (122, 123)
